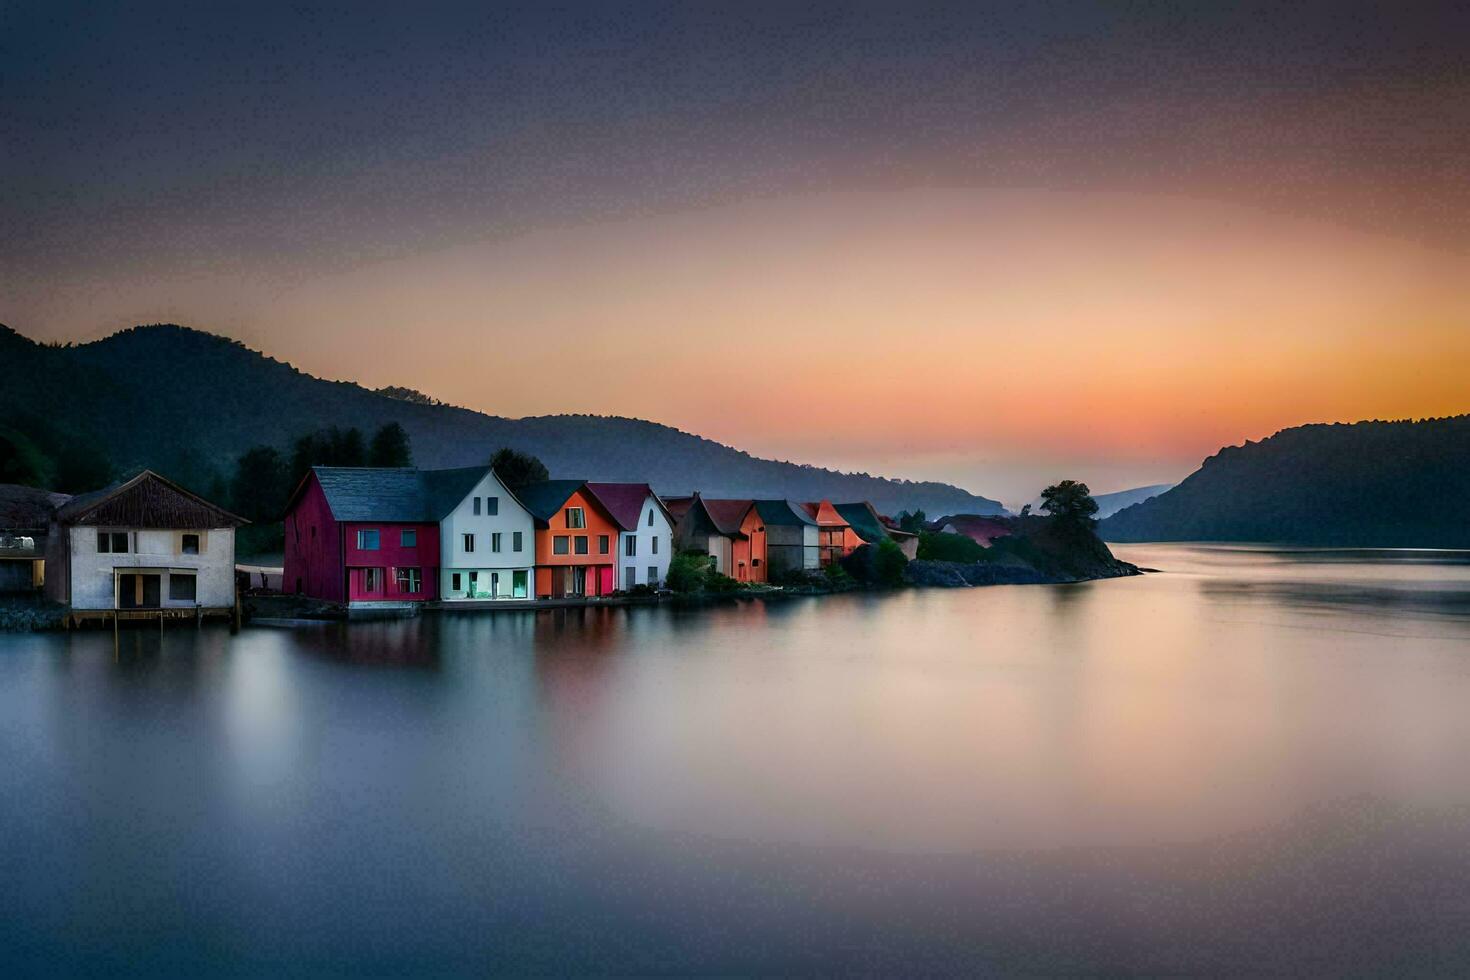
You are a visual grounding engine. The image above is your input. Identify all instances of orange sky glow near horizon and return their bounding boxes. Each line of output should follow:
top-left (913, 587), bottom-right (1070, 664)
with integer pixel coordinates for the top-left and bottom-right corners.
top-left (13, 189), bottom-right (1469, 504)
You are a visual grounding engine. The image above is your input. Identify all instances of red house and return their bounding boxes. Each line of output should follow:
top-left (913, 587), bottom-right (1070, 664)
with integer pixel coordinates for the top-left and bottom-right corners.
top-left (282, 467), bottom-right (456, 604)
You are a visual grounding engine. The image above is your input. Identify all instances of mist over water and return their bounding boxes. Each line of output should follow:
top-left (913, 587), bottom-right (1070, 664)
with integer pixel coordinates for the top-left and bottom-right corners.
top-left (3, 544), bottom-right (1469, 974)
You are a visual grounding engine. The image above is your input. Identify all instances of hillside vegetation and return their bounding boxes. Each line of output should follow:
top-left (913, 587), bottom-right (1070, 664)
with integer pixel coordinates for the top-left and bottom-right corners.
top-left (1101, 416), bottom-right (1470, 547)
top-left (0, 323), bottom-right (1003, 515)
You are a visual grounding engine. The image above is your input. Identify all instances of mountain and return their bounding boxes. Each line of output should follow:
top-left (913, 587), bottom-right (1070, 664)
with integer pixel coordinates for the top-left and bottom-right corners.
top-left (0, 323), bottom-right (1003, 516)
top-left (1100, 416), bottom-right (1470, 547)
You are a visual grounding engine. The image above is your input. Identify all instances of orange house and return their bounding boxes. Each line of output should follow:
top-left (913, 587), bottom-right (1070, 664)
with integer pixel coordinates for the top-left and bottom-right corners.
top-left (802, 499), bottom-right (862, 566)
top-left (516, 480), bottom-right (619, 598)
top-left (671, 495), bottom-right (768, 583)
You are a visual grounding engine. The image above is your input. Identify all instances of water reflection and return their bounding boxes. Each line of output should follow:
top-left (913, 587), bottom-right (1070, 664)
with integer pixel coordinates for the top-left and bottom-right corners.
top-left (3, 545), bottom-right (1470, 973)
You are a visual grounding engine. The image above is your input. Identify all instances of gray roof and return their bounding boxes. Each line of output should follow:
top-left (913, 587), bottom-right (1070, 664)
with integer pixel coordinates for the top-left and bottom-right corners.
top-left (512, 480), bottom-right (588, 525)
top-left (313, 465), bottom-right (489, 523)
top-left (834, 502), bottom-right (888, 543)
top-left (753, 499), bottom-right (817, 526)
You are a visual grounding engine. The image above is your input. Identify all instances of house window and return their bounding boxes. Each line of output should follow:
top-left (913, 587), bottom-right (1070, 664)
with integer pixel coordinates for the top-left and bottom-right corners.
top-left (181, 533), bottom-right (200, 555)
top-left (463, 533), bottom-right (475, 553)
top-left (513, 531), bottom-right (523, 552)
top-left (401, 528), bottom-right (416, 547)
top-left (486, 497), bottom-right (498, 516)
top-left (491, 571), bottom-right (500, 596)
top-left (362, 568), bottom-right (381, 593)
top-left (452, 572), bottom-right (462, 592)
top-left (574, 536), bottom-right (589, 555)
top-left (512, 570), bottom-right (528, 598)
top-left (598, 534), bottom-right (609, 555)
top-left (648, 566), bottom-right (658, 585)
top-left (625, 536), bottom-right (637, 557)
top-left (168, 573), bottom-right (197, 601)
top-left (97, 531), bottom-right (129, 554)
top-left (553, 535), bottom-right (570, 555)
top-left (647, 509), bottom-right (654, 527)
top-left (395, 567), bottom-right (422, 593)
top-left (491, 532), bottom-right (502, 553)
top-left (652, 537), bottom-right (659, 554)
top-left (469, 571), bottom-right (479, 595)
top-left (624, 567), bottom-right (636, 591)
top-left (357, 529), bottom-right (380, 550)
top-left (565, 507), bottom-right (585, 529)
top-left (752, 557), bottom-right (762, 567)
top-left (473, 497), bottom-right (481, 516)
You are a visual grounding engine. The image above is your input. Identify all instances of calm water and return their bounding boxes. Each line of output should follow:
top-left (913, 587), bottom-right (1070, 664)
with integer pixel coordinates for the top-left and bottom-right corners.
top-left (3, 543), bottom-right (1470, 975)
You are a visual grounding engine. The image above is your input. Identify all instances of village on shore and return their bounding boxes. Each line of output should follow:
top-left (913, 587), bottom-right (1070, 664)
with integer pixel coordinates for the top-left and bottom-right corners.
top-left (0, 460), bottom-right (1132, 631)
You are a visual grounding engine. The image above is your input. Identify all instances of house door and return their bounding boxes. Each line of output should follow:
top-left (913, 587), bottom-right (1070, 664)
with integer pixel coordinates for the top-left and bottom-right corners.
top-left (490, 572), bottom-right (500, 598)
top-left (118, 573), bottom-right (161, 609)
top-left (569, 567), bottom-right (586, 596)
top-left (624, 567), bottom-right (636, 592)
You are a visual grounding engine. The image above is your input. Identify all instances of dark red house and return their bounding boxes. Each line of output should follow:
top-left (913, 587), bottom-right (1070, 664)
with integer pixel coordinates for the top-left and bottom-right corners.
top-left (282, 467), bottom-right (472, 604)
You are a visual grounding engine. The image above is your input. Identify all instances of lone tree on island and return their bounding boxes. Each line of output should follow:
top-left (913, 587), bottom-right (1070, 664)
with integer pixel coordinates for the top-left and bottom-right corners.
top-left (490, 447), bottom-right (549, 487)
top-left (1039, 480), bottom-right (1099, 530)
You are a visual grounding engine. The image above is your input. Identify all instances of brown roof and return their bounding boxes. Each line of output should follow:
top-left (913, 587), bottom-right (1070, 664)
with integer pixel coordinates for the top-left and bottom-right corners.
top-left (0, 484), bottom-right (70, 531)
top-left (54, 470), bottom-right (247, 529)
top-left (700, 498), bottom-right (755, 536)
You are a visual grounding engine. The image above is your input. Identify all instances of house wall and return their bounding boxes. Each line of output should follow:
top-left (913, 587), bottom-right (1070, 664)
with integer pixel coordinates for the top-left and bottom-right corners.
top-left (732, 508), bottom-right (767, 583)
top-left (533, 488), bottom-right (617, 598)
top-left (440, 470), bottom-right (536, 599)
top-left (617, 495), bottom-right (673, 590)
top-left (64, 525), bottom-right (236, 610)
top-left (343, 522), bottom-right (438, 601)
top-left (283, 477), bottom-right (345, 603)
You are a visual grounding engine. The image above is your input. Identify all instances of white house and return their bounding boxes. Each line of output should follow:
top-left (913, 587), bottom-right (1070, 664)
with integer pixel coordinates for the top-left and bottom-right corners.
top-left (43, 470), bottom-right (246, 611)
top-left (437, 467), bottom-right (536, 600)
top-left (585, 483), bottom-right (675, 590)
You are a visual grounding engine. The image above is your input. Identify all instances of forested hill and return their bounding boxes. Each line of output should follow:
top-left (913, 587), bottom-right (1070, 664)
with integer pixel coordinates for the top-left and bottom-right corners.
top-left (0, 323), bottom-right (1004, 515)
top-left (1100, 416), bottom-right (1470, 547)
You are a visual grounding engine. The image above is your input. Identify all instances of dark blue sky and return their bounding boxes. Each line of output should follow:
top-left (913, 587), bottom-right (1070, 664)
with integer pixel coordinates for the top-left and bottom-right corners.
top-left (5, 1), bottom-right (1467, 291)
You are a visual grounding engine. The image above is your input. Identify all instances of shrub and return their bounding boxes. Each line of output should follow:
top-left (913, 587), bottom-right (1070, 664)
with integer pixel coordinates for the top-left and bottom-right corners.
top-left (916, 530), bottom-right (988, 563)
top-left (666, 551), bottom-right (713, 593)
top-left (704, 572), bottom-right (744, 593)
top-left (873, 538), bottom-right (909, 587)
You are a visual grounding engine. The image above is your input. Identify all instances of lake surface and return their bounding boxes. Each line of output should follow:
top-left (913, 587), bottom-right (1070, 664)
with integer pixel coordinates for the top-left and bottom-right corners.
top-left (3, 543), bottom-right (1470, 975)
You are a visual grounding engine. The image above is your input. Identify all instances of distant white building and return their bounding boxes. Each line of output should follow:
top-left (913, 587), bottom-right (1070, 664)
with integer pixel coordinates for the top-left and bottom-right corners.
top-left (438, 467), bottom-right (536, 600)
top-left (44, 470), bottom-right (246, 611)
top-left (585, 483), bottom-right (675, 590)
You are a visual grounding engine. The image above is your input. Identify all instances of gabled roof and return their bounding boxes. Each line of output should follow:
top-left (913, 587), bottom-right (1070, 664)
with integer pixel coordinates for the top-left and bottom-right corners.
top-left (801, 499), bottom-right (849, 527)
top-left (0, 484), bottom-right (70, 531)
top-left (55, 470), bottom-right (246, 529)
top-left (662, 496), bottom-right (695, 521)
top-left (306, 465), bottom-right (504, 523)
top-left (585, 482), bottom-right (676, 531)
top-left (699, 498), bottom-right (755, 536)
top-left (513, 479), bottom-right (590, 526)
top-left (834, 502), bottom-right (889, 544)
top-left (753, 499), bottom-right (817, 526)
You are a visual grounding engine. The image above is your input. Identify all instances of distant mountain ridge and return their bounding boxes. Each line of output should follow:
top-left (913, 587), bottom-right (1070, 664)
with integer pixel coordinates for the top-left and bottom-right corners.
top-left (0, 323), bottom-right (1004, 516)
top-left (1101, 416), bottom-right (1470, 547)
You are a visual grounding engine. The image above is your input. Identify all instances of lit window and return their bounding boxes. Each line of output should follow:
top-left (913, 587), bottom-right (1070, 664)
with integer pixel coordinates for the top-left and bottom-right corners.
top-left (357, 529), bottom-right (380, 550)
top-left (553, 535), bottom-right (570, 555)
top-left (566, 507), bottom-right (586, 529)
top-left (395, 567), bottom-right (422, 593)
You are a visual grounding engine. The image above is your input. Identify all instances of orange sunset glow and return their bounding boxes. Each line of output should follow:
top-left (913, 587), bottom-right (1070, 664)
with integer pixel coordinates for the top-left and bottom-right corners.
top-left (19, 189), bottom-right (1465, 502)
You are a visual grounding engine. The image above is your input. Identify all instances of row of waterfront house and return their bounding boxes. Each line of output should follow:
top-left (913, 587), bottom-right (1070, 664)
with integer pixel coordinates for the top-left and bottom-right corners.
top-left (0, 464), bottom-right (920, 615)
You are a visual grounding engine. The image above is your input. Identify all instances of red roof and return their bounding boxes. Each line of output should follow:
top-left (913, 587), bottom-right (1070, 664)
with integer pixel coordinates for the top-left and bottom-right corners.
top-left (938, 514), bottom-right (1013, 547)
top-left (700, 498), bottom-right (755, 536)
top-left (663, 496), bottom-right (694, 521)
top-left (584, 482), bottom-right (664, 531)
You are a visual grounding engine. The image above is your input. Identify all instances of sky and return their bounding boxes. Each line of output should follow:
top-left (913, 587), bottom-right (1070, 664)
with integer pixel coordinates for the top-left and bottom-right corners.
top-left (4, 1), bottom-right (1468, 505)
